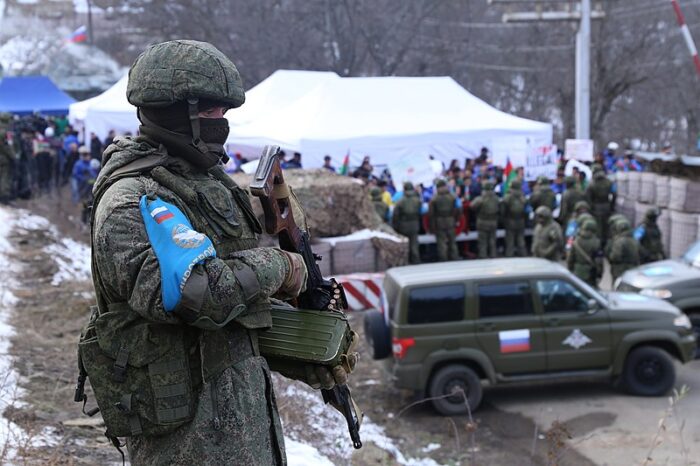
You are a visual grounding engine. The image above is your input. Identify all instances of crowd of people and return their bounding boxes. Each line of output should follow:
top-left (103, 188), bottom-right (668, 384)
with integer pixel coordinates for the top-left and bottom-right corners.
top-left (0, 113), bottom-right (116, 215)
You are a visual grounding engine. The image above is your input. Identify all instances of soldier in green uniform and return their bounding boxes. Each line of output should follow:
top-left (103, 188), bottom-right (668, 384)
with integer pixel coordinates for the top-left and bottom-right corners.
top-left (470, 180), bottom-right (499, 258)
top-left (586, 166), bottom-right (614, 243)
top-left (530, 176), bottom-right (557, 212)
top-left (84, 41), bottom-right (356, 466)
top-left (532, 206), bottom-right (563, 261)
top-left (635, 208), bottom-right (665, 264)
top-left (501, 179), bottom-right (528, 257)
top-left (558, 176), bottom-right (585, 225)
top-left (393, 182), bottom-right (422, 264)
top-left (428, 179), bottom-right (459, 261)
top-left (608, 218), bottom-right (640, 283)
top-left (566, 218), bottom-right (602, 287)
top-left (370, 187), bottom-right (389, 223)
top-left (0, 113), bottom-right (15, 204)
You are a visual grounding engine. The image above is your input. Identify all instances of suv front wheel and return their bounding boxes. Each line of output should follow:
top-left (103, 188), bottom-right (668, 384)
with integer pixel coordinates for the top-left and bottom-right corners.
top-left (428, 364), bottom-right (483, 415)
top-left (622, 346), bottom-right (675, 396)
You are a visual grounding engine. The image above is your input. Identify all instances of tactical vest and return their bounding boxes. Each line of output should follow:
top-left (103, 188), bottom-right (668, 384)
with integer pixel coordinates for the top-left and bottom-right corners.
top-left (394, 193), bottom-right (421, 234)
top-left (76, 143), bottom-right (266, 448)
top-left (432, 193), bottom-right (455, 229)
top-left (503, 193), bottom-right (525, 229)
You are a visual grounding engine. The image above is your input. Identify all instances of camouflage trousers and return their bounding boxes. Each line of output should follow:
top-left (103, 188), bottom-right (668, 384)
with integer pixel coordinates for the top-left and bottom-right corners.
top-left (406, 233), bottom-right (421, 264)
top-left (477, 228), bottom-right (497, 259)
top-left (504, 227), bottom-right (526, 257)
top-left (436, 229), bottom-right (458, 262)
top-left (127, 355), bottom-right (285, 466)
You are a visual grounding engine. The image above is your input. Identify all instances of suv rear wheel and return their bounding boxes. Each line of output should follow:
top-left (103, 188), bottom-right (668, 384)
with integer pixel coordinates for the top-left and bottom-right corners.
top-left (622, 346), bottom-right (675, 396)
top-left (428, 364), bottom-right (483, 415)
top-left (364, 310), bottom-right (392, 360)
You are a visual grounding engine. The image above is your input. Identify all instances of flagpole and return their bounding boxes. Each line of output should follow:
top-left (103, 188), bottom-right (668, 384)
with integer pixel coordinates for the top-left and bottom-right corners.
top-left (87, 0), bottom-right (93, 45)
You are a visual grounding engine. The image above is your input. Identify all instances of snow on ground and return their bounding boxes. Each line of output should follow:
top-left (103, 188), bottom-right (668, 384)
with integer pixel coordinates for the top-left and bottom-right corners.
top-left (282, 383), bottom-right (442, 466)
top-left (285, 437), bottom-right (335, 466)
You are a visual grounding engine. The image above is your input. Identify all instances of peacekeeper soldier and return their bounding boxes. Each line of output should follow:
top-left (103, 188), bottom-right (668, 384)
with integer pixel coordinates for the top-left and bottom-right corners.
top-left (470, 180), bottom-right (499, 258)
top-left (393, 182), bottom-right (422, 264)
top-left (370, 187), bottom-right (389, 223)
top-left (586, 165), bottom-right (615, 243)
top-left (608, 218), bottom-right (640, 282)
top-left (532, 206), bottom-right (563, 261)
top-left (635, 208), bottom-right (665, 264)
top-left (428, 179), bottom-right (459, 261)
top-left (500, 179), bottom-right (528, 257)
top-left (558, 176), bottom-right (585, 225)
top-left (84, 41), bottom-right (356, 466)
top-left (0, 113), bottom-right (15, 204)
top-left (566, 218), bottom-right (602, 287)
top-left (529, 176), bottom-right (557, 212)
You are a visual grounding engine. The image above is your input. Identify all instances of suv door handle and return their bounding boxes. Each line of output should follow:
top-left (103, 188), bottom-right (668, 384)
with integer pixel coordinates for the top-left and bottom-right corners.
top-left (546, 318), bottom-right (560, 327)
top-left (477, 322), bottom-right (496, 332)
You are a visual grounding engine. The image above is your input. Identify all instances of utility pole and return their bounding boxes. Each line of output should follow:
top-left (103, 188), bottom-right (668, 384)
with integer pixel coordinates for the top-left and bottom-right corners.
top-left (489, 0), bottom-right (605, 140)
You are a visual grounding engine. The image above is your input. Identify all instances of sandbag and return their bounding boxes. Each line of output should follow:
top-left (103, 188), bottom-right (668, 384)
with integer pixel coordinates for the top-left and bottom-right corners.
top-left (669, 177), bottom-right (700, 213)
top-left (615, 171), bottom-right (628, 197)
top-left (627, 171), bottom-right (641, 200)
top-left (655, 175), bottom-right (670, 208)
top-left (670, 210), bottom-right (698, 258)
top-left (639, 172), bottom-right (656, 204)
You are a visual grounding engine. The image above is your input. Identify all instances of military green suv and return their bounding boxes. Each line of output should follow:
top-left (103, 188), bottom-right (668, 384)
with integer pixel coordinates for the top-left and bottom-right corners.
top-left (364, 258), bottom-right (696, 415)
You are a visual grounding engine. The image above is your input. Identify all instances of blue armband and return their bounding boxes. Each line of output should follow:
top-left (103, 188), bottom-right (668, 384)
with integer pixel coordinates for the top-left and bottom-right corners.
top-left (139, 196), bottom-right (217, 312)
top-left (565, 220), bottom-right (578, 238)
top-left (633, 225), bottom-right (645, 241)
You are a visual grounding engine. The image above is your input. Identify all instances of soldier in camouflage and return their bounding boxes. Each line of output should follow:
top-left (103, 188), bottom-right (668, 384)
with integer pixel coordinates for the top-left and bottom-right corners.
top-left (636, 208), bottom-right (665, 264)
top-left (370, 187), bottom-right (389, 223)
top-left (393, 182), bottom-right (422, 264)
top-left (500, 179), bottom-right (528, 257)
top-left (470, 180), bottom-right (499, 258)
top-left (586, 166), bottom-right (614, 243)
top-left (85, 41), bottom-right (355, 466)
top-left (566, 218), bottom-right (602, 287)
top-left (428, 179), bottom-right (459, 261)
top-left (0, 113), bottom-right (14, 204)
top-left (607, 218), bottom-right (640, 282)
top-left (558, 176), bottom-right (585, 225)
top-left (532, 206), bottom-right (563, 261)
top-left (529, 176), bottom-right (557, 212)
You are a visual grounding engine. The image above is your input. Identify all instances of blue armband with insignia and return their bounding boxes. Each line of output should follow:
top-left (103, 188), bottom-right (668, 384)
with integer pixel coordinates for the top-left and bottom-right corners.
top-left (565, 219), bottom-right (578, 238)
top-left (633, 225), bottom-right (645, 241)
top-left (455, 198), bottom-right (463, 209)
top-left (139, 196), bottom-right (217, 312)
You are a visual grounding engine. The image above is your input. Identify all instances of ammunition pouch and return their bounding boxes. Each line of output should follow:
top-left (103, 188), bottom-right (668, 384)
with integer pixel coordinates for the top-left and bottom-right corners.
top-left (77, 304), bottom-right (200, 438)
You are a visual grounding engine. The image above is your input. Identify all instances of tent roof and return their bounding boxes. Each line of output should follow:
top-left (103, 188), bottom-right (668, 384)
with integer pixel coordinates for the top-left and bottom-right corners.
top-left (0, 75), bottom-right (76, 116)
top-left (227, 74), bottom-right (552, 166)
top-left (69, 74), bottom-right (131, 122)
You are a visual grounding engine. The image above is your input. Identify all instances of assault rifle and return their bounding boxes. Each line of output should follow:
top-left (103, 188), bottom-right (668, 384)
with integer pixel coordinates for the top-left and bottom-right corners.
top-left (250, 145), bottom-right (363, 449)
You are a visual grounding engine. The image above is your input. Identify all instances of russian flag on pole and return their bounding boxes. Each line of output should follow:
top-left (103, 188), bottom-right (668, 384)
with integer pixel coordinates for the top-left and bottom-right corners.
top-left (67, 26), bottom-right (88, 43)
top-left (499, 329), bottom-right (531, 354)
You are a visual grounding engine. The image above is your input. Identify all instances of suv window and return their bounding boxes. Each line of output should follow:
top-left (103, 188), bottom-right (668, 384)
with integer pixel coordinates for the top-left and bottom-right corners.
top-left (478, 282), bottom-right (533, 318)
top-left (537, 280), bottom-right (589, 312)
top-left (407, 284), bottom-right (465, 324)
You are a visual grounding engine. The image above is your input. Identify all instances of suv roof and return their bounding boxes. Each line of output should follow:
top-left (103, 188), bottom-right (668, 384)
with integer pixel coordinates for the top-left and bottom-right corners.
top-left (385, 258), bottom-right (566, 288)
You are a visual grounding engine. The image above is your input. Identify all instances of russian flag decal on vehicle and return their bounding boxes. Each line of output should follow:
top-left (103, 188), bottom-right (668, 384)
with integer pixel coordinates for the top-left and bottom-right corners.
top-left (499, 329), bottom-right (531, 353)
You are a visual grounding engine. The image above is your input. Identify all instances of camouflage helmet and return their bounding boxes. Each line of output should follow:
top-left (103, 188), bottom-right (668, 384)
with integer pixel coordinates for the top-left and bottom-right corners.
top-left (127, 40), bottom-right (245, 109)
top-left (482, 180), bottom-right (494, 191)
top-left (564, 176), bottom-right (576, 188)
top-left (645, 208), bottom-right (660, 221)
top-left (370, 187), bottom-right (382, 198)
top-left (435, 179), bottom-right (447, 188)
top-left (591, 163), bottom-right (604, 173)
top-left (574, 200), bottom-right (590, 213)
top-left (581, 218), bottom-right (597, 234)
top-left (607, 213), bottom-right (626, 229)
top-left (510, 179), bottom-right (522, 190)
top-left (537, 176), bottom-right (549, 185)
top-left (403, 181), bottom-right (415, 191)
top-left (535, 205), bottom-right (552, 219)
top-left (615, 218), bottom-right (632, 235)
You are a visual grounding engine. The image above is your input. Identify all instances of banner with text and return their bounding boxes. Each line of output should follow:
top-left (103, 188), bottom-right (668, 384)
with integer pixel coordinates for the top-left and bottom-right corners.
top-left (387, 153), bottom-right (437, 192)
top-left (524, 144), bottom-right (559, 181)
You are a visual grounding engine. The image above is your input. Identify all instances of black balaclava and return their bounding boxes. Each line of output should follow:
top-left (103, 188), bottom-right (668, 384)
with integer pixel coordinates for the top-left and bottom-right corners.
top-left (138, 99), bottom-right (230, 170)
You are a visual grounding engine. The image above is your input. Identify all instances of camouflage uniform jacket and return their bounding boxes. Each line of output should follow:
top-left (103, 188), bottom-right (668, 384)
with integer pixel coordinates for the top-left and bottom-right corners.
top-left (586, 176), bottom-right (613, 216)
top-left (392, 191), bottom-right (422, 235)
top-left (530, 186), bottom-right (556, 212)
top-left (566, 232), bottom-right (601, 284)
top-left (429, 188), bottom-right (457, 231)
top-left (638, 221), bottom-right (665, 263)
top-left (91, 137), bottom-right (289, 465)
top-left (532, 220), bottom-right (563, 261)
top-left (470, 191), bottom-right (499, 231)
top-left (559, 189), bottom-right (585, 224)
top-left (609, 232), bottom-right (640, 279)
top-left (501, 191), bottom-right (527, 230)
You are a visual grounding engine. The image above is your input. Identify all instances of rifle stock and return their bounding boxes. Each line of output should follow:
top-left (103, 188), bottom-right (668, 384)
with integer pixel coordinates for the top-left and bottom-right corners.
top-left (250, 145), bottom-right (362, 449)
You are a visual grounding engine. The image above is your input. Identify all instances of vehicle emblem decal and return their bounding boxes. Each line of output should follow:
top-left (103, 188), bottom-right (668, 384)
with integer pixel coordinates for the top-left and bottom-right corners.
top-left (642, 266), bottom-right (672, 277)
top-left (562, 329), bottom-right (592, 350)
top-left (499, 329), bottom-right (531, 353)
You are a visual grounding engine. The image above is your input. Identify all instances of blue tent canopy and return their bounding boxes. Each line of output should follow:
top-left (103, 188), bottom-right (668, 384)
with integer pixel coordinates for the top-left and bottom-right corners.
top-left (0, 75), bottom-right (76, 116)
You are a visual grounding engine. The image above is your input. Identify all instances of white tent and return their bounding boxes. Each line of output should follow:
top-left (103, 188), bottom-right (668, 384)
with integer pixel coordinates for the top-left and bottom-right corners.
top-left (226, 75), bottom-right (552, 168)
top-left (68, 75), bottom-right (139, 142)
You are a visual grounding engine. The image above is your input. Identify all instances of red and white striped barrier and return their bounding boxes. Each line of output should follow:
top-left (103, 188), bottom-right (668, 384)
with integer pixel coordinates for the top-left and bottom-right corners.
top-left (337, 273), bottom-right (384, 311)
top-left (671, 0), bottom-right (700, 77)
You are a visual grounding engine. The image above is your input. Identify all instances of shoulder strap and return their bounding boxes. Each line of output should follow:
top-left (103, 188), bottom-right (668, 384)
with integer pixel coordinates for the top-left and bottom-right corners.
top-left (573, 240), bottom-right (596, 267)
